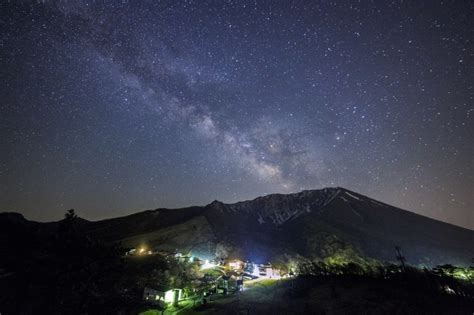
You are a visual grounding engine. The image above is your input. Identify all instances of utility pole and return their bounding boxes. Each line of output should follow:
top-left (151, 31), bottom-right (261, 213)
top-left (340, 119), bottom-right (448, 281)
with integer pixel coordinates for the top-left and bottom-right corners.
top-left (395, 246), bottom-right (406, 272)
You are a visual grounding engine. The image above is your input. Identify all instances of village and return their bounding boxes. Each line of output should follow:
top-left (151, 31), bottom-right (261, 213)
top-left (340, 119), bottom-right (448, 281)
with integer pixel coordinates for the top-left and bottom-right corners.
top-left (124, 247), bottom-right (290, 313)
top-left (121, 245), bottom-right (474, 315)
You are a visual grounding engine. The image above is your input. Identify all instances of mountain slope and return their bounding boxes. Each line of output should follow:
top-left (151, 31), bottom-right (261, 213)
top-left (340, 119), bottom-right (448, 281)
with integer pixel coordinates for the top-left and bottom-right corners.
top-left (200, 187), bottom-right (473, 266)
top-left (0, 187), bottom-right (472, 266)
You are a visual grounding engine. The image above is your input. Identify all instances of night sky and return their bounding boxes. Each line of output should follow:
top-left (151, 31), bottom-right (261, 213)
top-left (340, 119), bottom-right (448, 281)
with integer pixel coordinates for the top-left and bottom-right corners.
top-left (1, 1), bottom-right (472, 229)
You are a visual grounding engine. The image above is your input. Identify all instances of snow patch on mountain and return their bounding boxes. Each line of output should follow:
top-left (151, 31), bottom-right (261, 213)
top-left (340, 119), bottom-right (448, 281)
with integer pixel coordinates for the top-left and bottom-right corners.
top-left (207, 188), bottom-right (344, 226)
top-left (345, 191), bottom-right (361, 201)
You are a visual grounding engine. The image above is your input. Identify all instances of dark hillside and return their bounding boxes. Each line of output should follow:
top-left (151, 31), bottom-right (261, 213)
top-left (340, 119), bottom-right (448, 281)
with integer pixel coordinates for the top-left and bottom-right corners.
top-left (1, 188), bottom-right (473, 266)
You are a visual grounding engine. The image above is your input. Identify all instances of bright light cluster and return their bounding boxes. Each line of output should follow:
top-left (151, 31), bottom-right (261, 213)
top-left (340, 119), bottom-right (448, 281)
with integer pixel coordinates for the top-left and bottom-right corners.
top-left (201, 259), bottom-right (216, 270)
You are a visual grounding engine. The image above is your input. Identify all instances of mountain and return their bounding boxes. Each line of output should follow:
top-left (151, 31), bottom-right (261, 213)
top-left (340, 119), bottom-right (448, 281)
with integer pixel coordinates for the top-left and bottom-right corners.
top-left (1, 187), bottom-right (473, 267)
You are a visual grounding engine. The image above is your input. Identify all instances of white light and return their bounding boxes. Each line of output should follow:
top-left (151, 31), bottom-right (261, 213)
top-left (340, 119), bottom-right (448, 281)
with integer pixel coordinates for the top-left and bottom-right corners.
top-left (201, 259), bottom-right (216, 270)
top-left (252, 263), bottom-right (260, 277)
top-left (164, 290), bottom-right (175, 303)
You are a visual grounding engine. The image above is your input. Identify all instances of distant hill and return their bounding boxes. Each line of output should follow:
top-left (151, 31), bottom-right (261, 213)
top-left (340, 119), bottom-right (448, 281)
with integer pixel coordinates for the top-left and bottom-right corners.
top-left (1, 187), bottom-right (473, 266)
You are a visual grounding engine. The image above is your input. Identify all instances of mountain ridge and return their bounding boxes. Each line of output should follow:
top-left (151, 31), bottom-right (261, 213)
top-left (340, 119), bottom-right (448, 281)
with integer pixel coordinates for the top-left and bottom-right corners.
top-left (2, 187), bottom-right (471, 232)
top-left (1, 187), bottom-right (473, 266)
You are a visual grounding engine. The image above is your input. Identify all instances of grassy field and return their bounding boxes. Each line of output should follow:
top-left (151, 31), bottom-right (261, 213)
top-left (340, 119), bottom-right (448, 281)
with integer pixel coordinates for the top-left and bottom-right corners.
top-left (175, 275), bottom-right (473, 315)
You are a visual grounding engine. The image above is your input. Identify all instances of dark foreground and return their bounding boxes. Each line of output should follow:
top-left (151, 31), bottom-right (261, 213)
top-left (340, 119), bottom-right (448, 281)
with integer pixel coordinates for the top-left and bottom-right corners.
top-left (175, 275), bottom-right (473, 315)
top-left (1, 210), bottom-right (473, 314)
top-left (2, 268), bottom-right (473, 315)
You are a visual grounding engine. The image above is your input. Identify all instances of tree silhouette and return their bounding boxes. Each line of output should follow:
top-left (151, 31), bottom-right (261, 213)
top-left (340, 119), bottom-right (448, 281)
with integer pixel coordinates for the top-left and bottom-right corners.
top-left (58, 209), bottom-right (78, 238)
top-left (395, 246), bottom-right (406, 272)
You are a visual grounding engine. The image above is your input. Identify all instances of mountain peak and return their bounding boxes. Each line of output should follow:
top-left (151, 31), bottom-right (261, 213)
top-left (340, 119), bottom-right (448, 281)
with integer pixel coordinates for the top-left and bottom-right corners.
top-left (207, 200), bottom-right (226, 212)
top-left (203, 187), bottom-right (344, 226)
top-left (1, 187), bottom-right (473, 266)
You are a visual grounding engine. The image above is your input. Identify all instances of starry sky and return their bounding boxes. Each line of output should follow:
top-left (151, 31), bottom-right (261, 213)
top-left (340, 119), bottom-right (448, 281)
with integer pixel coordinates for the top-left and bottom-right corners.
top-left (0, 1), bottom-right (473, 229)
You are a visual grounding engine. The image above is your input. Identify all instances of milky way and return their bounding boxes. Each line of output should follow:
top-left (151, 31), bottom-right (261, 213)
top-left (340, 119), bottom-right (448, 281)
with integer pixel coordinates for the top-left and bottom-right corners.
top-left (0, 1), bottom-right (472, 229)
